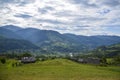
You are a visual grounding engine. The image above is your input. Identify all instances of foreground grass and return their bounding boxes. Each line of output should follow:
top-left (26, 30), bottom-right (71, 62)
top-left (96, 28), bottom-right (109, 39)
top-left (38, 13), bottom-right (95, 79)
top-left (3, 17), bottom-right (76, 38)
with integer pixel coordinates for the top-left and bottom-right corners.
top-left (0, 59), bottom-right (120, 80)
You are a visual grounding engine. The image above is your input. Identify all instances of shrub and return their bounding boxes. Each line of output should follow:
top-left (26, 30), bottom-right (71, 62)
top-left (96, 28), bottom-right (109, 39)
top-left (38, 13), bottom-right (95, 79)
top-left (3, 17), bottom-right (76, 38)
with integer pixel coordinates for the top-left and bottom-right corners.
top-left (12, 62), bottom-right (23, 67)
top-left (0, 58), bottom-right (6, 64)
top-left (112, 55), bottom-right (120, 65)
top-left (100, 57), bottom-right (107, 64)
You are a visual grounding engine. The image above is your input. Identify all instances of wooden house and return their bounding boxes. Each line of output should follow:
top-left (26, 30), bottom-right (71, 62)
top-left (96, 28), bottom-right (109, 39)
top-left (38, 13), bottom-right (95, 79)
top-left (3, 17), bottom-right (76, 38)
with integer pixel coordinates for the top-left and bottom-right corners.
top-left (21, 57), bottom-right (36, 63)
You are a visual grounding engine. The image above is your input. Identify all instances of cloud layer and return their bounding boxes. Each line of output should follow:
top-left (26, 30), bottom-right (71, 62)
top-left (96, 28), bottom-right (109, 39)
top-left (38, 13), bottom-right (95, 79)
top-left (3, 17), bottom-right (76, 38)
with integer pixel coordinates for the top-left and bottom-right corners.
top-left (0, 0), bottom-right (120, 36)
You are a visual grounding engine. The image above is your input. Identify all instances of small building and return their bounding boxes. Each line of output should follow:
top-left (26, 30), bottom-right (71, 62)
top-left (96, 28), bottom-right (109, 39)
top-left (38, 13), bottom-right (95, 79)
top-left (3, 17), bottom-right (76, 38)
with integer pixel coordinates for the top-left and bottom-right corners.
top-left (21, 57), bottom-right (36, 63)
top-left (78, 57), bottom-right (100, 64)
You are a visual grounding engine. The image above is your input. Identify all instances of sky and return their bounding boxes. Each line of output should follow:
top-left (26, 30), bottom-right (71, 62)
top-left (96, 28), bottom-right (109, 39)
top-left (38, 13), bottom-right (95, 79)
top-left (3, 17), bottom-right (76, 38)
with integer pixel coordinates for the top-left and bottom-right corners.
top-left (0, 0), bottom-right (120, 36)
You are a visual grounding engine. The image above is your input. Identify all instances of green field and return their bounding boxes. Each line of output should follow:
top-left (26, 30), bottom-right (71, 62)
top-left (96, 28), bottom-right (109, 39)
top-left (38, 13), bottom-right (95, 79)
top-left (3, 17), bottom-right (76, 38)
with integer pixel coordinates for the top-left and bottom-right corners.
top-left (0, 59), bottom-right (120, 80)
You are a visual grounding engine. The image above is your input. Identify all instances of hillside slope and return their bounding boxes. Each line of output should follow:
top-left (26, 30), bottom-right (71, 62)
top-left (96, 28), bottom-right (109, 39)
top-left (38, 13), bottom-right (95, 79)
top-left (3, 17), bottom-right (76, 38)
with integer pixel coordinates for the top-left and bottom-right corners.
top-left (92, 43), bottom-right (120, 57)
top-left (0, 36), bottom-right (39, 52)
top-left (0, 27), bottom-right (22, 39)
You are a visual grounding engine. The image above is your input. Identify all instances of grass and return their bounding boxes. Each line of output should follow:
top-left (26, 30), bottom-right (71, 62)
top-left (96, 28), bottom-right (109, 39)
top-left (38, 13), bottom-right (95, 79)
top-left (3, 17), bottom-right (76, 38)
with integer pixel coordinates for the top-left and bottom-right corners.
top-left (0, 59), bottom-right (120, 80)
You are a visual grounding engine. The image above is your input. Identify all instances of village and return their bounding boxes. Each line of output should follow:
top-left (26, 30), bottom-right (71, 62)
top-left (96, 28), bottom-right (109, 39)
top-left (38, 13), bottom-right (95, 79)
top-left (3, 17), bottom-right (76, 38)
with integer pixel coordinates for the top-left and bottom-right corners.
top-left (20, 53), bottom-right (101, 65)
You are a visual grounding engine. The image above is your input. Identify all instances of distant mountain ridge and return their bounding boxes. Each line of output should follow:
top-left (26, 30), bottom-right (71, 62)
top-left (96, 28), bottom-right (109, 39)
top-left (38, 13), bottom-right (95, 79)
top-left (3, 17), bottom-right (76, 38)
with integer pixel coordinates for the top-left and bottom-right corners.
top-left (1, 25), bottom-right (23, 32)
top-left (0, 25), bottom-right (120, 53)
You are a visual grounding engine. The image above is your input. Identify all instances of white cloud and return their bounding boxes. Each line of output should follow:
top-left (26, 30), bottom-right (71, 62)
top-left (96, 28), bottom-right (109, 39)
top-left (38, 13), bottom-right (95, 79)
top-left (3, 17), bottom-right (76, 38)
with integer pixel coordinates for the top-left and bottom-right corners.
top-left (0, 0), bottom-right (120, 36)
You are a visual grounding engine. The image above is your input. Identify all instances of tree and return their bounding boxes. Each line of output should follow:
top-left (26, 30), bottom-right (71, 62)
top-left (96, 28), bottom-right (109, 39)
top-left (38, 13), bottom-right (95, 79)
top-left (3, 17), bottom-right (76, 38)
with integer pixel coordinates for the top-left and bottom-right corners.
top-left (21, 52), bottom-right (32, 57)
top-left (100, 56), bottom-right (108, 66)
top-left (101, 57), bottom-right (107, 64)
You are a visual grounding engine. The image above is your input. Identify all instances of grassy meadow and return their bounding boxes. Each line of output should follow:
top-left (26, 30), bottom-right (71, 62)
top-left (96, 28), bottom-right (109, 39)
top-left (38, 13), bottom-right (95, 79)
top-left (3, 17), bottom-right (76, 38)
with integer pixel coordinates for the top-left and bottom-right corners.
top-left (0, 59), bottom-right (120, 80)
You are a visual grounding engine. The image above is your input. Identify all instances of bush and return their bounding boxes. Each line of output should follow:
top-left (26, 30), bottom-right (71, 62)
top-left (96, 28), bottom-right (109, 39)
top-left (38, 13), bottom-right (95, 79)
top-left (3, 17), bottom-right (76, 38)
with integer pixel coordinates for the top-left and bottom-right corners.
top-left (12, 62), bottom-right (22, 67)
top-left (100, 57), bottom-right (107, 64)
top-left (0, 58), bottom-right (6, 64)
top-left (112, 55), bottom-right (120, 65)
top-left (99, 63), bottom-right (107, 67)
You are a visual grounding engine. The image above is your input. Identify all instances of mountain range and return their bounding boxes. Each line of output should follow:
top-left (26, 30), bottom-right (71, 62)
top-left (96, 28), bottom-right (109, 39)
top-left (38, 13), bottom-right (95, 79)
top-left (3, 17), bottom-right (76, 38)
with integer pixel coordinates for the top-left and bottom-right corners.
top-left (0, 25), bottom-right (120, 53)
